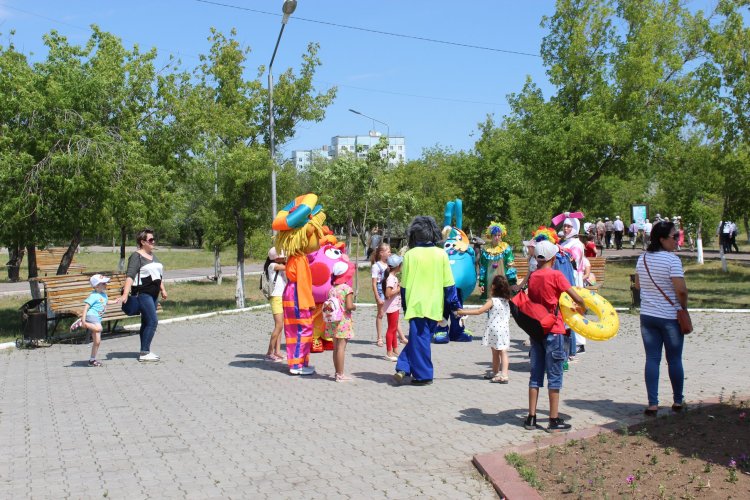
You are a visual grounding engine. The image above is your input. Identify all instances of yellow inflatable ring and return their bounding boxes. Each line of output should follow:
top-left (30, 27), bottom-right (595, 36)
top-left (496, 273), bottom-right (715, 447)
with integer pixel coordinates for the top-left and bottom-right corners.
top-left (559, 287), bottom-right (619, 341)
top-left (272, 193), bottom-right (318, 231)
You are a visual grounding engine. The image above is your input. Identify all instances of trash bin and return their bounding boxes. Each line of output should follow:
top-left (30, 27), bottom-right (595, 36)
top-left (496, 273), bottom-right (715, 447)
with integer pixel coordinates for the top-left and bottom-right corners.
top-left (20, 298), bottom-right (47, 340)
top-left (629, 274), bottom-right (641, 309)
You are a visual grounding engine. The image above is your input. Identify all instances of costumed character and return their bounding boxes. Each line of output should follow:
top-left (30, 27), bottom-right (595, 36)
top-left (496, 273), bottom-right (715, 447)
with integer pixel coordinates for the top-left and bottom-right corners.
top-left (553, 212), bottom-right (588, 353)
top-left (308, 227), bottom-right (349, 353)
top-left (478, 221), bottom-right (517, 300)
top-left (434, 199), bottom-right (476, 343)
top-left (393, 216), bottom-right (461, 386)
top-left (554, 212), bottom-right (586, 288)
top-left (272, 194), bottom-right (326, 375)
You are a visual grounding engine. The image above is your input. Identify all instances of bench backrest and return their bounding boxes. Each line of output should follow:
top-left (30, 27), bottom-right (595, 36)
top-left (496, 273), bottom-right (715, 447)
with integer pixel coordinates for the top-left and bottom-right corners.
top-left (37, 273), bottom-right (153, 322)
top-left (35, 247), bottom-right (86, 276)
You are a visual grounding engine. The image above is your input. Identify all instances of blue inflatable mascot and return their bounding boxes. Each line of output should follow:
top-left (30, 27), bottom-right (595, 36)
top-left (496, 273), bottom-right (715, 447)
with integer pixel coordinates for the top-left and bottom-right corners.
top-left (434, 199), bottom-right (476, 343)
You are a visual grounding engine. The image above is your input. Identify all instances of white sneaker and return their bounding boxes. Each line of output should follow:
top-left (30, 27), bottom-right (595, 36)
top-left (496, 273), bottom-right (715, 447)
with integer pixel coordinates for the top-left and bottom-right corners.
top-left (289, 366), bottom-right (315, 376)
top-left (138, 352), bottom-right (160, 362)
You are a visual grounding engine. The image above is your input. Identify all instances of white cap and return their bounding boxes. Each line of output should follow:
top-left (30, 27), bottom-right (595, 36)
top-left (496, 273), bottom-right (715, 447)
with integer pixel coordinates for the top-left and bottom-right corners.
top-left (535, 240), bottom-right (558, 261)
top-left (386, 254), bottom-right (403, 268)
top-left (522, 240), bottom-right (536, 248)
top-left (90, 274), bottom-right (111, 287)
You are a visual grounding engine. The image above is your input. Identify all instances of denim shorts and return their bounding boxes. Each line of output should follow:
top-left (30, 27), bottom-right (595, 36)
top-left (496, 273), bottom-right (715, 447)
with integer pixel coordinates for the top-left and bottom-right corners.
top-left (85, 314), bottom-right (102, 325)
top-left (529, 333), bottom-right (569, 390)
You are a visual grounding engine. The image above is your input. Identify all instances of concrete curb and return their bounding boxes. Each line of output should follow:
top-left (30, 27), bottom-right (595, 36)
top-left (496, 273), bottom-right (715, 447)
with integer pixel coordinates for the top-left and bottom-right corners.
top-left (472, 394), bottom-right (739, 499)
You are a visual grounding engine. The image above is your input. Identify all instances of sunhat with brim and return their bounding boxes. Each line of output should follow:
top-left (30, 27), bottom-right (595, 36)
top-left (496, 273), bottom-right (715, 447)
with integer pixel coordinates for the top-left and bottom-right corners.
top-left (522, 240), bottom-right (536, 248)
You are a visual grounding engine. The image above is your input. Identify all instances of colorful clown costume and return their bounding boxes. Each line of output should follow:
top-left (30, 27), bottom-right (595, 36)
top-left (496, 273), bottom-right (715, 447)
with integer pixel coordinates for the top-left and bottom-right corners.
top-left (272, 194), bottom-right (326, 375)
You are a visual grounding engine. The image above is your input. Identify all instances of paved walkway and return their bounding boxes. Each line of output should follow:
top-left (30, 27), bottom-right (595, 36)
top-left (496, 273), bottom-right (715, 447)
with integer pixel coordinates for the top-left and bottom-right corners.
top-left (1, 308), bottom-right (748, 498)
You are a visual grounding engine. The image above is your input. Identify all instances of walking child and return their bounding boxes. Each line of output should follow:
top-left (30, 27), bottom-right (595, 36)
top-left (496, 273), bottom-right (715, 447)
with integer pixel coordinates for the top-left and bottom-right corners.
top-left (325, 261), bottom-right (356, 382)
top-left (370, 242), bottom-right (391, 347)
top-left (382, 254), bottom-right (404, 361)
top-left (458, 275), bottom-right (512, 383)
top-left (81, 274), bottom-right (116, 366)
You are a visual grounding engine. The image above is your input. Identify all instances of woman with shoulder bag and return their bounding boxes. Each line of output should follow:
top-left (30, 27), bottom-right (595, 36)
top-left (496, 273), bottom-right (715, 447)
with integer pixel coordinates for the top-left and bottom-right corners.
top-left (120, 228), bottom-right (167, 362)
top-left (634, 220), bottom-right (689, 416)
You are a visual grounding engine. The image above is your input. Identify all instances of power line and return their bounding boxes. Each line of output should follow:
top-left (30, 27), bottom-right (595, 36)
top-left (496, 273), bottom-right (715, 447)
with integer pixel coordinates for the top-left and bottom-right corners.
top-left (194, 0), bottom-right (541, 58)
top-left (315, 79), bottom-right (505, 107)
top-left (1, 2), bottom-right (509, 106)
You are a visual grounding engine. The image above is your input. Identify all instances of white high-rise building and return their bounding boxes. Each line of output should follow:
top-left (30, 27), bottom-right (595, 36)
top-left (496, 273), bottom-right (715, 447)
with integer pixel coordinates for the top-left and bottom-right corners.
top-left (331, 131), bottom-right (406, 165)
top-left (291, 145), bottom-right (331, 169)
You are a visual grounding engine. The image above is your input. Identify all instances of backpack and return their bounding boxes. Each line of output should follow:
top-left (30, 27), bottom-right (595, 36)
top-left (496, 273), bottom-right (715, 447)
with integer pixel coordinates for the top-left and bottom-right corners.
top-left (260, 269), bottom-right (279, 299)
top-left (509, 291), bottom-right (559, 343)
top-left (322, 288), bottom-right (345, 323)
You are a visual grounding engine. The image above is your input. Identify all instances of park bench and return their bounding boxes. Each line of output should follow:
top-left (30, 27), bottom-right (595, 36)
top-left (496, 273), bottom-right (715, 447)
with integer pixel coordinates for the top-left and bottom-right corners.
top-left (36, 273), bottom-right (161, 336)
top-left (36, 247), bottom-right (86, 276)
top-left (513, 256), bottom-right (606, 289)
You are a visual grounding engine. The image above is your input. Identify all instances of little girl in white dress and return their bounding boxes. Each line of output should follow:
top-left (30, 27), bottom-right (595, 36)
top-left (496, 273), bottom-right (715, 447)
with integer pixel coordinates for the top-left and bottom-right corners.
top-left (457, 275), bottom-right (512, 383)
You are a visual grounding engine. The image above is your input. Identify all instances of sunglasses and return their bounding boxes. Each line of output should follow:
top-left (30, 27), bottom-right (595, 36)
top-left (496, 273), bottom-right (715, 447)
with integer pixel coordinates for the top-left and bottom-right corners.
top-left (145, 238), bottom-right (156, 244)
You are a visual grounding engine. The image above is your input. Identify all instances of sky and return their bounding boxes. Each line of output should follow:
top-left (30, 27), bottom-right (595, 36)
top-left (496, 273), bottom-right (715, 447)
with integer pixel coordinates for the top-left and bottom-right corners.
top-left (0, 0), bottom-right (718, 161)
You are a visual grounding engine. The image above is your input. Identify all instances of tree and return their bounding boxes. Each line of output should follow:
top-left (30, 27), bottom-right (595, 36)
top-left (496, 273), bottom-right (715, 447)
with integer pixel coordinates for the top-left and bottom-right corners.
top-left (180, 29), bottom-right (335, 306)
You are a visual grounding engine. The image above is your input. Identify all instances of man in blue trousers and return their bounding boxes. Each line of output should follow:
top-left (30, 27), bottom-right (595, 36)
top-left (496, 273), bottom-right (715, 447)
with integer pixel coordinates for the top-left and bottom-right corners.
top-left (394, 216), bottom-right (460, 386)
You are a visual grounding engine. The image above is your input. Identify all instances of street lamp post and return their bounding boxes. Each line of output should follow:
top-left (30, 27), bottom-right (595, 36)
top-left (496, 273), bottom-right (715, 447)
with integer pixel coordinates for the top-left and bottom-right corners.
top-left (269, 0), bottom-right (298, 220)
top-left (348, 108), bottom-right (390, 146)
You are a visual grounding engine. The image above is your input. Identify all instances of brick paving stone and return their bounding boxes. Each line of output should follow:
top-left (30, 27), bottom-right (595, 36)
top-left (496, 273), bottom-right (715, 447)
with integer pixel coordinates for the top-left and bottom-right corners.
top-left (1, 308), bottom-right (747, 497)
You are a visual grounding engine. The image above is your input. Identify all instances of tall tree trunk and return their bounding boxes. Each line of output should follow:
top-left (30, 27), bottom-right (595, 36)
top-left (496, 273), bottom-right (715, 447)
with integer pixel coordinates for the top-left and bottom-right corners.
top-left (214, 245), bottom-right (222, 285)
top-left (6, 244), bottom-right (24, 282)
top-left (57, 229), bottom-right (82, 275)
top-left (26, 244), bottom-right (42, 300)
top-left (119, 226), bottom-right (127, 272)
top-left (234, 209), bottom-right (245, 308)
top-left (744, 215), bottom-right (749, 244)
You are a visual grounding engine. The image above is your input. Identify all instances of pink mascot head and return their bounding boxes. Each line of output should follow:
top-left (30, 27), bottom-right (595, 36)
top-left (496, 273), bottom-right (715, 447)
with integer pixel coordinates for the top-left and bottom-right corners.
top-left (308, 227), bottom-right (350, 304)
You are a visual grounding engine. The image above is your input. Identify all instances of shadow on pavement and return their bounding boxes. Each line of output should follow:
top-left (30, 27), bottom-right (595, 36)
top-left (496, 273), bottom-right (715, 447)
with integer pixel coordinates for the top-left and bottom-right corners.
top-left (351, 352), bottom-right (387, 360)
top-left (66, 360), bottom-right (92, 368)
top-left (351, 370), bottom-right (400, 385)
top-left (457, 407), bottom-right (572, 427)
top-left (105, 351), bottom-right (140, 360)
top-left (564, 398), bottom-right (644, 420)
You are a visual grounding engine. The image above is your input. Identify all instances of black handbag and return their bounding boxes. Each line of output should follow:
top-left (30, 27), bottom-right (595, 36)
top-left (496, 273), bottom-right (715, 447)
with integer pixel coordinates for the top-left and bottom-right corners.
top-left (121, 253), bottom-right (143, 316)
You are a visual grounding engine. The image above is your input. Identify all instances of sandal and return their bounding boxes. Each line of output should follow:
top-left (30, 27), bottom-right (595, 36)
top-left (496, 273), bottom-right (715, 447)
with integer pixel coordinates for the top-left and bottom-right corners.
top-left (376, 338), bottom-right (383, 347)
top-left (88, 359), bottom-right (102, 367)
top-left (335, 373), bottom-right (352, 382)
top-left (483, 372), bottom-right (498, 380)
top-left (491, 375), bottom-right (509, 384)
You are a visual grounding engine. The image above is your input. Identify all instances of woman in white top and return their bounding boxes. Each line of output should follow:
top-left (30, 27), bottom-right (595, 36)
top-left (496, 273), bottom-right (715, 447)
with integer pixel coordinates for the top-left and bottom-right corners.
top-left (634, 221), bottom-right (689, 416)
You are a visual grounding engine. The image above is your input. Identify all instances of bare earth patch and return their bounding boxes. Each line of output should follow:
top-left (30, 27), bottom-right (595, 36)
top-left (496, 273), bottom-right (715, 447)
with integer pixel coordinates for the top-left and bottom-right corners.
top-left (508, 395), bottom-right (750, 498)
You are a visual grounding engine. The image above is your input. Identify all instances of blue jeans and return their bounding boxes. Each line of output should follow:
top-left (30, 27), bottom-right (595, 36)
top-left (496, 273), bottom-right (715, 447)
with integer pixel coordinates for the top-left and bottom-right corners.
top-left (529, 333), bottom-right (569, 390)
top-left (137, 294), bottom-right (159, 353)
top-left (640, 314), bottom-right (684, 407)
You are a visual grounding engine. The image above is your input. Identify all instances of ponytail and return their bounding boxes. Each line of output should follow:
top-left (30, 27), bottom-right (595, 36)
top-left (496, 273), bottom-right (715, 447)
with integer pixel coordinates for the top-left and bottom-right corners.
top-left (381, 266), bottom-right (391, 297)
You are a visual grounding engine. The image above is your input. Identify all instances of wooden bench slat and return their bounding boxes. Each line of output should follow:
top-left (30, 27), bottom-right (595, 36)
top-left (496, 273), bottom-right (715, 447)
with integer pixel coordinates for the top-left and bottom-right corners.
top-left (513, 256), bottom-right (606, 289)
top-left (38, 273), bottom-right (161, 331)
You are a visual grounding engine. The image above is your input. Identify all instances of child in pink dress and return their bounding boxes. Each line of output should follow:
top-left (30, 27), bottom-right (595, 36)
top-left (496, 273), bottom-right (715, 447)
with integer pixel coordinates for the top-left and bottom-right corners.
top-left (325, 261), bottom-right (356, 382)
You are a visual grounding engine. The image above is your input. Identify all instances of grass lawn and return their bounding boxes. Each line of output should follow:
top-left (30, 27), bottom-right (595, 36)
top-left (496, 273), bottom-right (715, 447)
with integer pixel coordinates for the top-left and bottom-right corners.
top-left (3, 258), bottom-right (748, 345)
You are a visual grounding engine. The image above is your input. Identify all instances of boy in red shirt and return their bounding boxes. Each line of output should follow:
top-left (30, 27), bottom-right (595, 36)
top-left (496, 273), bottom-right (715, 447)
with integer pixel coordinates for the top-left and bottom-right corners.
top-left (524, 240), bottom-right (586, 432)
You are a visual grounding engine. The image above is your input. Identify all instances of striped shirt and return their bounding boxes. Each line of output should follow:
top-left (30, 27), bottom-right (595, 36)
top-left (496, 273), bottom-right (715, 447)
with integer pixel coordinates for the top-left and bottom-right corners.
top-left (636, 251), bottom-right (684, 319)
